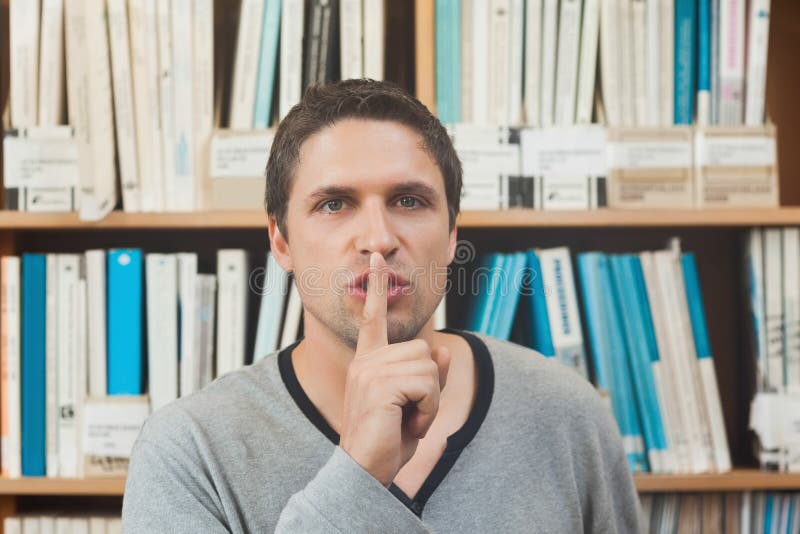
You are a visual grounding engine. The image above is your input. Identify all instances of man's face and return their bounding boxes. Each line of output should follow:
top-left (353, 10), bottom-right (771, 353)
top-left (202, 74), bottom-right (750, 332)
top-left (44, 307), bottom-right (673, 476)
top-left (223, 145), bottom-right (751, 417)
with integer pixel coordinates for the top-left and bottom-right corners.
top-left (269, 118), bottom-right (457, 350)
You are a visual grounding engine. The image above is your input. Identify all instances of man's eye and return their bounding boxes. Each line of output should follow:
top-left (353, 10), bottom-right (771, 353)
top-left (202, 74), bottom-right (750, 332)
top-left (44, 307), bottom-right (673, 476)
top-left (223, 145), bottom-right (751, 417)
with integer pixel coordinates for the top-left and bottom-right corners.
top-left (398, 196), bottom-right (422, 208)
top-left (321, 199), bottom-right (344, 212)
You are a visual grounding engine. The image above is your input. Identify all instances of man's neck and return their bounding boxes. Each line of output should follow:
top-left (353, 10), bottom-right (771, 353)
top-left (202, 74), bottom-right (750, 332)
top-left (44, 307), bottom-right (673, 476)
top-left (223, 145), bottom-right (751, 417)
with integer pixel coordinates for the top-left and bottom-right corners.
top-left (290, 316), bottom-right (457, 435)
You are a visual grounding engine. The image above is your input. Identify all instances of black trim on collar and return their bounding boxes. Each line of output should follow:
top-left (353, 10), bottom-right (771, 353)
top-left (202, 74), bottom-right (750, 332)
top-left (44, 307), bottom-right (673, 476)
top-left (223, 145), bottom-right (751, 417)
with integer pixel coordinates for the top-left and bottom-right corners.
top-left (277, 328), bottom-right (495, 518)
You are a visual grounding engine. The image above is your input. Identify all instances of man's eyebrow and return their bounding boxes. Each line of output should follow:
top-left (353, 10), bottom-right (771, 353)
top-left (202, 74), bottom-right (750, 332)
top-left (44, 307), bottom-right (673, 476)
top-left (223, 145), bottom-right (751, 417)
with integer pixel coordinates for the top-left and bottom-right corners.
top-left (305, 181), bottom-right (440, 203)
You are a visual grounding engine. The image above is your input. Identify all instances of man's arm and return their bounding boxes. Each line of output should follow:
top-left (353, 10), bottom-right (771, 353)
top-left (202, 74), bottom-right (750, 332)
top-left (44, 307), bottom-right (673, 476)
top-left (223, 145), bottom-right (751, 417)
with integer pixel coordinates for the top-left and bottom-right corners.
top-left (122, 419), bottom-right (430, 533)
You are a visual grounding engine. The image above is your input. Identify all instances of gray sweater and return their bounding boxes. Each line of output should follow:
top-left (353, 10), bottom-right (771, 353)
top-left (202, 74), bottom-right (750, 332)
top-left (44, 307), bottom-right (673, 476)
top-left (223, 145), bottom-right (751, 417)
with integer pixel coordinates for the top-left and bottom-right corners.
top-left (121, 331), bottom-right (641, 533)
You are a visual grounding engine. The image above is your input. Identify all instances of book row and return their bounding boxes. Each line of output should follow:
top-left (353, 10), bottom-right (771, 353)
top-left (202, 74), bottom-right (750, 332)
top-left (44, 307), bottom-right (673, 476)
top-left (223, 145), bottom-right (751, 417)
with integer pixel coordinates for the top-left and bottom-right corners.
top-left (639, 491), bottom-right (800, 534)
top-left (4, 515), bottom-right (121, 534)
top-left (464, 242), bottom-right (730, 474)
top-left (424, 0), bottom-right (772, 128)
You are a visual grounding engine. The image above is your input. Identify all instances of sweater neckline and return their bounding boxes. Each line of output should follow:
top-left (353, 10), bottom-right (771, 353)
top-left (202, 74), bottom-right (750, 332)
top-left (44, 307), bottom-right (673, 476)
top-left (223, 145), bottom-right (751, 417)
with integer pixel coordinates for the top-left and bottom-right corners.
top-left (277, 328), bottom-right (495, 518)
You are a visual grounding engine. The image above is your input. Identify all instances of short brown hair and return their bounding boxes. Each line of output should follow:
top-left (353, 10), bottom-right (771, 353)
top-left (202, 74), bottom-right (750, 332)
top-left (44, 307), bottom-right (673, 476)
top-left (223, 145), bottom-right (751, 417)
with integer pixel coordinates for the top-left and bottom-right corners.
top-left (265, 79), bottom-right (462, 240)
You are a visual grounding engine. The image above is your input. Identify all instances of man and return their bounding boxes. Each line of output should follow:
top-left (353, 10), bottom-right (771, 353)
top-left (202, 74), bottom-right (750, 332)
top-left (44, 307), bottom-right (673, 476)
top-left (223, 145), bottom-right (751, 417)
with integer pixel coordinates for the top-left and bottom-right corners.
top-left (122, 79), bottom-right (640, 533)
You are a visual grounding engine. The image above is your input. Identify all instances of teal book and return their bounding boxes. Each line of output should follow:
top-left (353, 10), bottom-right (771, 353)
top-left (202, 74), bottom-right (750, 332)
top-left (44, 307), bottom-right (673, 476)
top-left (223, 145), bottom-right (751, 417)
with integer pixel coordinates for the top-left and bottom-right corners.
top-left (253, 0), bottom-right (282, 128)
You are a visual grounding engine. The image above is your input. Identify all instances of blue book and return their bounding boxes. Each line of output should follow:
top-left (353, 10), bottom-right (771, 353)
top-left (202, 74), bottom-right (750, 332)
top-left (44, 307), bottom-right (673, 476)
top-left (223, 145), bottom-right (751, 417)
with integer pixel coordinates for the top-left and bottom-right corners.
top-left (253, 0), bottom-right (282, 128)
top-left (605, 256), bottom-right (649, 473)
top-left (466, 254), bottom-right (492, 331)
top-left (578, 253), bottom-right (648, 473)
top-left (435, 0), bottom-right (460, 124)
top-left (108, 249), bottom-right (144, 395)
top-left (610, 255), bottom-right (668, 472)
top-left (674, 0), bottom-right (697, 124)
top-left (21, 254), bottom-right (47, 476)
top-left (697, 0), bottom-right (711, 123)
top-left (492, 252), bottom-right (527, 340)
top-left (764, 492), bottom-right (774, 533)
top-left (525, 250), bottom-right (555, 357)
top-left (477, 253), bottom-right (506, 335)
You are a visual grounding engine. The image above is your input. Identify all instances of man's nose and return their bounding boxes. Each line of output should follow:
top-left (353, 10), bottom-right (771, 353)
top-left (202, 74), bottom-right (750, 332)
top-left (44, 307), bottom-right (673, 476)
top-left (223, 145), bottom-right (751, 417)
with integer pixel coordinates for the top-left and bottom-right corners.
top-left (356, 199), bottom-right (400, 259)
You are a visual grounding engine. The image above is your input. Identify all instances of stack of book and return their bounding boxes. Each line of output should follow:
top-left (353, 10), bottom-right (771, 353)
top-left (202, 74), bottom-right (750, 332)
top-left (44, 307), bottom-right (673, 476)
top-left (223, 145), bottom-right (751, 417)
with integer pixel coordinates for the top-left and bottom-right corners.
top-left (4, 515), bottom-right (121, 534)
top-left (640, 491), bottom-right (800, 533)
top-left (466, 240), bottom-right (730, 474)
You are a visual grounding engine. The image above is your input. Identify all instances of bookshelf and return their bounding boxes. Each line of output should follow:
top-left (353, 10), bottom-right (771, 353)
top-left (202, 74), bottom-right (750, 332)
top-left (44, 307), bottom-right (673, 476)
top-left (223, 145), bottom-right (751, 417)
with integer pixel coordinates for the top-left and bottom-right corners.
top-left (1, 0), bottom-right (800, 529)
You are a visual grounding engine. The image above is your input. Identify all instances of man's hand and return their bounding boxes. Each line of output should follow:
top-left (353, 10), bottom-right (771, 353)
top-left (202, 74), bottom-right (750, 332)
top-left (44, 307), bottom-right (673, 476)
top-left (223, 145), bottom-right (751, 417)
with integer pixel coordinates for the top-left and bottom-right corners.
top-left (339, 252), bottom-right (451, 487)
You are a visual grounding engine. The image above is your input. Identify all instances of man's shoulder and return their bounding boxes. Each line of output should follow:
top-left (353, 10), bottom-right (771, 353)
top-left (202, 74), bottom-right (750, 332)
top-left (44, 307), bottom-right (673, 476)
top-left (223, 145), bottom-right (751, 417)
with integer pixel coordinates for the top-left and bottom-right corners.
top-left (136, 354), bottom-right (286, 449)
top-left (468, 332), bottom-right (609, 424)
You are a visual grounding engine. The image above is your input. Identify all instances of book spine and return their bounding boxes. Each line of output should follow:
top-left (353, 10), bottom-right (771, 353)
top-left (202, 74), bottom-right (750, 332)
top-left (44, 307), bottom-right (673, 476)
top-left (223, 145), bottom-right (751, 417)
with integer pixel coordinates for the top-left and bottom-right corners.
top-left (10, 0), bottom-right (40, 127)
top-left (553, 0), bottom-right (582, 126)
top-left (645, 0), bottom-right (661, 126)
top-left (107, 249), bottom-right (144, 395)
top-left (362, 0), bottom-right (385, 81)
top-left (38, 0), bottom-right (65, 126)
top-left (599, 0), bottom-right (620, 125)
top-left (763, 228), bottom-right (785, 390)
top-left (56, 255), bottom-right (80, 477)
top-left (697, 0), bottom-right (712, 125)
top-left (414, 0), bottom-right (436, 114)
top-left (216, 250), bottom-right (249, 376)
top-left (230, 0), bottom-right (266, 128)
top-left (507, 0), bottom-right (524, 126)
top-left (21, 254), bottom-right (47, 477)
top-left (523, 0), bottom-right (542, 126)
top-left (718, 0), bottom-right (746, 125)
top-left (1, 257), bottom-right (22, 478)
top-left (145, 254), bottom-right (179, 412)
top-left (659, 0), bottom-right (675, 126)
top-left (744, 0), bottom-right (771, 126)
top-left (674, 0), bottom-right (697, 125)
top-left (539, 0), bottom-right (558, 126)
top-left (170, 0), bottom-right (196, 211)
top-left (339, 0), bottom-right (363, 80)
top-left (631, 0), bottom-right (647, 126)
top-left (575, 0), bottom-right (600, 125)
top-left (253, 0), bottom-right (283, 128)
top-left (108, 0), bottom-right (142, 213)
top-left (279, 0), bottom-right (305, 119)
top-left (157, 0), bottom-right (177, 212)
top-left (193, 0), bottom-right (214, 210)
top-left (178, 253), bottom-right (198, 397)
top-left (784, 228), bottom-right (800, 394)
top-left (45, 254), bottom-right (58, 477)
top-left (84, 250), bottom-right (106, 397)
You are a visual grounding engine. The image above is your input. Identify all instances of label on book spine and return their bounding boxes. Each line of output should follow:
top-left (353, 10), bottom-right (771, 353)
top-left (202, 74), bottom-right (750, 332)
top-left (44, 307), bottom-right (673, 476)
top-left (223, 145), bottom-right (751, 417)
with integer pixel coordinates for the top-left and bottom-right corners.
top-left (209, 130), bottom-right (275, 179)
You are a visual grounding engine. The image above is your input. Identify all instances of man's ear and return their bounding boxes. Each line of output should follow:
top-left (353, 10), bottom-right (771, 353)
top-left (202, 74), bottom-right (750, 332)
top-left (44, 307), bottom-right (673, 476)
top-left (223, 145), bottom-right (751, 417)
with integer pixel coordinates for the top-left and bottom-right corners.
top-left (268, 215), bottom-right (293, 273)
top-left (447, 224), bottom-right (458, 265)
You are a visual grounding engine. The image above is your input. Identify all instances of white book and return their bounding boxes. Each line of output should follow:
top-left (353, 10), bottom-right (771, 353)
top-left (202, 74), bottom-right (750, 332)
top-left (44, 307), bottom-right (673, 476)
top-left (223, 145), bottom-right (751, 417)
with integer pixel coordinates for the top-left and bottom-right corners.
top-left (253, 253), bottom-right (290, 361)
top-left (460, 0), bottom-right (474, 123)
top-left (599, 0), bottom-right (621, 126)
top-left (229, 0), bottom-right (265, 128)
top-left (763, 228), bottom-right (785, 391)
top-left (64, 0), bottom-right (118, 221)
top-left (655, 248), bottom-right (714, 473)
top-left (554, 0), bottom-right (582, 125)
top-left (280, 281), bottom-right (303, 350)
top-left (488, 0), bottom-right (511, 125)
top-left (70, 518), bottom-right (89, 534)
top-left (4, 517), bottom-right (21, 534)
top-left (747, 229), bottom-right (768, 391)
top-left (146, 254), bottom-right (179, 411)
top-left (539, 0), bottom-right (558, 127)
top-left (75, 277), bottom-right (87, 478)
top-left (363, 0), bottom-right (385, 80)
top-left (84, 250), bottom-right (106, 397)
top-left (88, 518), bottom-right (105, 534)
top-left (744, 0), bottom-right (771, 125)
top-left (784, 228), bottom-right (800, 394)
top-left (10, 0), bottom-right (40, 127)
top-left (641, 251), bottom-right (692, 473)
top-left (644, 0), bottom-right (660, 126)
top-left (108, 0), bottom-right (142, 213)
top-left (507, 0), bottom-right (524, 126)
top-left (157, 0), bottom-right (177, 213)
top-left (618, 0), bottom-right (635, 126)
top-left (196, 274), bottom-right (217, 389)
top-left (575, 0), bottom-right (599, 124)
top-left (170, 0), bottom-right (196, 211)
top-left (106, 519), bottom-right (122, 534)
top-left (719, 0), bottom-right (746, 125)
top-left (434, 294), bottom-right (447, 330)
top-left (340, 0), bottom-right (364, 80)
top-left (45, 254), bottom-right (59, 477)
top-left (279, 0), bottom-right (305, 119)
top-left (21, 517), bottom-right (39, 534)
top-left (193, 0), bottom-right (214, 209)
top-left (536, 247), bottom-right (589, 379)
top-left (216, 250), bottom-right (249, 377)
top-left (523, 0), bottom-right (542, 126)
top-left (631, 0), bottom-right (647, 126)
top-left (1, 257), bottom-right (23, 478)
top-left (56, 254), bottom-right (81, 477)
top-left (658, 0), bottom-right (674, 126)
top-left (38, 0), bottom-right (65, 126)
top-left (40, 516), bottom-right (55, 534)
top-left (471, 0), bottom-right (490, 124)
top-left (129, 0), bottom-right (164, 212)
top-left (177, 253), bottom-right (198, 397)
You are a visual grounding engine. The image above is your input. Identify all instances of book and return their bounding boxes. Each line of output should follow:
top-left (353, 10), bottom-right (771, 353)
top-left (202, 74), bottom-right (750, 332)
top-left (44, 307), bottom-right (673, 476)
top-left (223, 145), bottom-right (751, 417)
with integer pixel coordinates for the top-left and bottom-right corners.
top-left (107, 249), bottom-right (144, 395)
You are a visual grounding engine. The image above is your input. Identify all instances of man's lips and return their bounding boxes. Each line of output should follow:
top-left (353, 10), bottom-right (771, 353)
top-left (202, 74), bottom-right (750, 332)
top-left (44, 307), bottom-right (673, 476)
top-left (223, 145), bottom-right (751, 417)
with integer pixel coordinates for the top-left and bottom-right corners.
top-left (347, 269), bottom-right (411, 303)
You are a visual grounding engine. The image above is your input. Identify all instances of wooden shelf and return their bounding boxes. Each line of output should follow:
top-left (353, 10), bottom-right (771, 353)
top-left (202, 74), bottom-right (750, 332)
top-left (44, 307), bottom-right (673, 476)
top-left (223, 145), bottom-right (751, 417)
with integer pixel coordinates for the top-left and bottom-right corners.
top-left (0, 470), bottom-right (795, 496)
top-left (0, 477), bottom-right (126, 496)
top-left (634, 470), bottom-right (800, 493)
top-left (4, 207), bottom-right (800, 230)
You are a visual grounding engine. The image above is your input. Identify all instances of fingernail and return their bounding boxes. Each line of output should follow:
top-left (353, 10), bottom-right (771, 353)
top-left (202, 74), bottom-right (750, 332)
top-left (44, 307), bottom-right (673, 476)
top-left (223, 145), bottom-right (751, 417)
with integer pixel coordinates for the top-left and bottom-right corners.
top-left (370, 252), bottom-right (378, 269)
